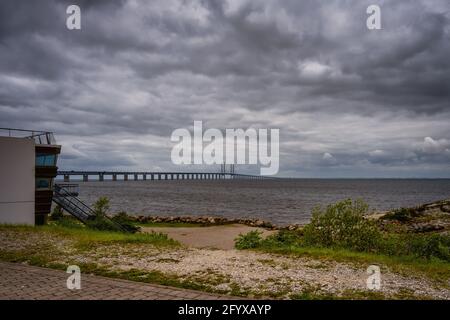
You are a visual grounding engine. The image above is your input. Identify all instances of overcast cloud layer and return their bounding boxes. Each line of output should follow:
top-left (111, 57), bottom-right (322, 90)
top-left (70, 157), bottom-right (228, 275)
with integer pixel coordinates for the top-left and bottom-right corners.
top-left (1, 0), bottom-right (449, 177)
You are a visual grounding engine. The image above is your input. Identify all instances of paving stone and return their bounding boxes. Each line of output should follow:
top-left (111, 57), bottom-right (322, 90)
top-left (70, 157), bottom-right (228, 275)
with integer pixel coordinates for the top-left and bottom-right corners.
top-left (0, 261), bottom-right (235, 300)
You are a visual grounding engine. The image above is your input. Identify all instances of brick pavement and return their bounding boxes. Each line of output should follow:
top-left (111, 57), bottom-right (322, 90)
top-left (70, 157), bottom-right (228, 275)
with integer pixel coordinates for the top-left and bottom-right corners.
top-left (0, 261), bottom-right (234, 300)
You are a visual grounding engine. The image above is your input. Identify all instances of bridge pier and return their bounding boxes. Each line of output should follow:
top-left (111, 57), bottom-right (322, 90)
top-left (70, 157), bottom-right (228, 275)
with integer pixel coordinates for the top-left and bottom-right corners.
top-left (99, 174), bottom-right (104, 182)
top-left (83, 174), bottom-right (88, 182)
top-left (64, 174), bottom-right (70, 182)
top-left (124, 174), bottom-right (128, 181)
top-left (134, 174), bottom-right (138, 181)
top-left (113, 174), bottom-right (117, 181)
top-left (143, 174), bottom-right (146, 180)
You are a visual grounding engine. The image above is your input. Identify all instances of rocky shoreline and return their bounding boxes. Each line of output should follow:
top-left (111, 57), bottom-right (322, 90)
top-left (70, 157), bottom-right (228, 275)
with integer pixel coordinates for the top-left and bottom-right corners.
top-left (129, 198), bottom-right (450, 233)
top-left (133, 214), bottom-right (283, 230)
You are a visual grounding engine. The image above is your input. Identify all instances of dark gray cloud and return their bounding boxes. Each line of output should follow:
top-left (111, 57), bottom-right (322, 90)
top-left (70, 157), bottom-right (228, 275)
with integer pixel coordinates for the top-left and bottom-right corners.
top-left (0, 0), bottom-right (449, 177)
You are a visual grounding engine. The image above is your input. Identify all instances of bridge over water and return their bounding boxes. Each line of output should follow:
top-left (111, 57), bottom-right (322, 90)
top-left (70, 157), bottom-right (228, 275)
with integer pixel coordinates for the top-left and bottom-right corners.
top-left (57, 171), bottom-right (271, 182)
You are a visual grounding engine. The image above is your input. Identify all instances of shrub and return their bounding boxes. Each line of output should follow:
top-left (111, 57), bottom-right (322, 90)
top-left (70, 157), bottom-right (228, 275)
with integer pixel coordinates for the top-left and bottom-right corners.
top-left (406, 233), bottom-right (450, 261)
top-left (235, 230), bottom-right (263, 249)
top-left (262, 230), bottom-right (302, 247)
top-left (84, 197), bottom-right (122, 232)
top-left (93, 197), bottom-right (110, 217)
top-left (49, 205), bottom-right (64, 221)
top-left (302, 199), bottom-right (382, 252)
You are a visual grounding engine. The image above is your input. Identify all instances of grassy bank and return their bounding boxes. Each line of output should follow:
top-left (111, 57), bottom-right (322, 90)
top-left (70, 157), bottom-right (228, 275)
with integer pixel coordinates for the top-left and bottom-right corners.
top-left (5, 222), bottom-right (180, 247)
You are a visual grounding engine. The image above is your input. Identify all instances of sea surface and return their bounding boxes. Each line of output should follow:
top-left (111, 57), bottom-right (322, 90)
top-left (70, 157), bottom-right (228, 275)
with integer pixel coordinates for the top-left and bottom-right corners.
top-left (67, 179), bottom-right (450, 225)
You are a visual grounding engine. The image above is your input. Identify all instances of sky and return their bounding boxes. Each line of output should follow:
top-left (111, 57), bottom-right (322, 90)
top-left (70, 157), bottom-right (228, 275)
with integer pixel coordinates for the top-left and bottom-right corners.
top-left (0, 0), bottom-right (449, 178)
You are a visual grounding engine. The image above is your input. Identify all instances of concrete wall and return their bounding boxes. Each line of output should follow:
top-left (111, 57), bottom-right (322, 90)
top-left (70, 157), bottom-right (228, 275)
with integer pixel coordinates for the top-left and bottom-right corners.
top-left (0, 137), bottom-right (35, 225)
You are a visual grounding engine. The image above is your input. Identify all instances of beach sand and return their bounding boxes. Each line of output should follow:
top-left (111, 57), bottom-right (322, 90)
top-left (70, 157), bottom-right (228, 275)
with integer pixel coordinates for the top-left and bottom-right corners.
top-left (142, 224), bottom-right (275, 250)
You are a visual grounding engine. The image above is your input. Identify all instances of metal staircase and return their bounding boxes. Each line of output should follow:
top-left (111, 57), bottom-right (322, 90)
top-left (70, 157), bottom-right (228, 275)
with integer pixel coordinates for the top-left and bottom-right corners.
top-left (53, 184), bottom-right (133, 232)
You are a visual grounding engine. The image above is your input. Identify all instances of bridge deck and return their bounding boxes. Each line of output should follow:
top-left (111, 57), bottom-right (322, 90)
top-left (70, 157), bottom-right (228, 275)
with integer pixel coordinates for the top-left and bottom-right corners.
top-left (57, 171), bottom-right (272, 182)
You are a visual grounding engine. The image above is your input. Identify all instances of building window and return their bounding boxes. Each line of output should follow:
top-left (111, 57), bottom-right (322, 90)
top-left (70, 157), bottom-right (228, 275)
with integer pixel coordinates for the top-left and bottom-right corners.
top-left (36, 178), bottom-right (52, 190)
top-left (36, 154), bottom-right (57, 166)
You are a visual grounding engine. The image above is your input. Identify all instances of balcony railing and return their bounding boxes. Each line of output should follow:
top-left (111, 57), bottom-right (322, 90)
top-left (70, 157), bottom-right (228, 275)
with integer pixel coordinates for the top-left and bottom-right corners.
top-left (0, 128), bottom-right (56, 145)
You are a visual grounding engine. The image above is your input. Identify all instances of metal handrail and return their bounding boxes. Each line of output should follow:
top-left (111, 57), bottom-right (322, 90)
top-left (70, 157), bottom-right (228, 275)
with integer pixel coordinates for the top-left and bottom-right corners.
top-left (54, 185), bottom-right (94, 216)
top-left (0, 128), bottom-right (56, 145)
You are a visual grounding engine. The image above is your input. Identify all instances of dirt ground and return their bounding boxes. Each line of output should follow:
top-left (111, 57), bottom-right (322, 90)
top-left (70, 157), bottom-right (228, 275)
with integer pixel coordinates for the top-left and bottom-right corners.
top-left (141, 224), bottom-right (275, 249)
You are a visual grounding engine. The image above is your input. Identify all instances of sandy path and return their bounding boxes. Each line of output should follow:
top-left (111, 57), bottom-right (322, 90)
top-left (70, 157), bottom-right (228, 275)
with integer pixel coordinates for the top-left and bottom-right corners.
top-left (141, 224), bottom-right (275, 249)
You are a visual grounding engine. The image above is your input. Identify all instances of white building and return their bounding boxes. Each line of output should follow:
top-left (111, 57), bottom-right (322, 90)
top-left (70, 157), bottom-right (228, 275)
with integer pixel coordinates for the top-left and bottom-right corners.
top-left (0, 129), bottom-right (61, 225)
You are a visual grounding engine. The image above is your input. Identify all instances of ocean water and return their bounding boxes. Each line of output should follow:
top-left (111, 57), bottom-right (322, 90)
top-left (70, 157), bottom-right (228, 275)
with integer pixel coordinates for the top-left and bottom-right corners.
top-left (69, 179), bottom-right (450, 225)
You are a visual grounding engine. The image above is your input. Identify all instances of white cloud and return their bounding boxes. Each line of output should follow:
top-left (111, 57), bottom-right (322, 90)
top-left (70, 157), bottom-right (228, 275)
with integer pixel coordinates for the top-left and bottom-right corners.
top-left (421, 137), bottom-right (450, 154)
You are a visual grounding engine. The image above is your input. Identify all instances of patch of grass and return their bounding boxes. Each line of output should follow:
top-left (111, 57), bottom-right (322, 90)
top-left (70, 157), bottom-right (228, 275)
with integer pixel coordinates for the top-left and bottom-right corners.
top-left (0, 223), bottom-right (180, 249)
top-left (257, 259), bottom-right (277, 267)
top-left (156, 258), bottom-right (181, 263)
top-left (290, 284), bottom-right (336, 300)
top-left (290, 286), bottom-right (420, 300)
top-left (50, 216), bottom-right (84, 229)
top-left (229, 282), bottom-right (251, 297)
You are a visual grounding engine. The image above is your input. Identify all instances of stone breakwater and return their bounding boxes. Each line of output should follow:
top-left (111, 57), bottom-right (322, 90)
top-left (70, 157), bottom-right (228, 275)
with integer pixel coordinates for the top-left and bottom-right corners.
top-left (132, 215), bottom-right (300, 230)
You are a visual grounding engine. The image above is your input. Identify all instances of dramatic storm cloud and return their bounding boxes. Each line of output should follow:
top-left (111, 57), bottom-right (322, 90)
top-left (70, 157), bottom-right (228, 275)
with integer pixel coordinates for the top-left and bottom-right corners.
top-left (1, 0), bottom-right (449, 177)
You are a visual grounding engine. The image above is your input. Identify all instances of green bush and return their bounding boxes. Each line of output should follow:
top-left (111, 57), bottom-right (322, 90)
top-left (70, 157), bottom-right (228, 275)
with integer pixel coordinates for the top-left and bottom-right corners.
top-left (262, 230), bottom-right (302, 247)
top-left (49, 205), bottom-right (64, 221)
top-left (235, 230), bottom-right (263, 249)
top-left (85, 197), bottom-right (124, 232)
top-left (302, 199), bottom-right (382, 252)
top-left (93, 197), bottom-right (110, 217)
top-left (406, 233), bottom-right (450, 261)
